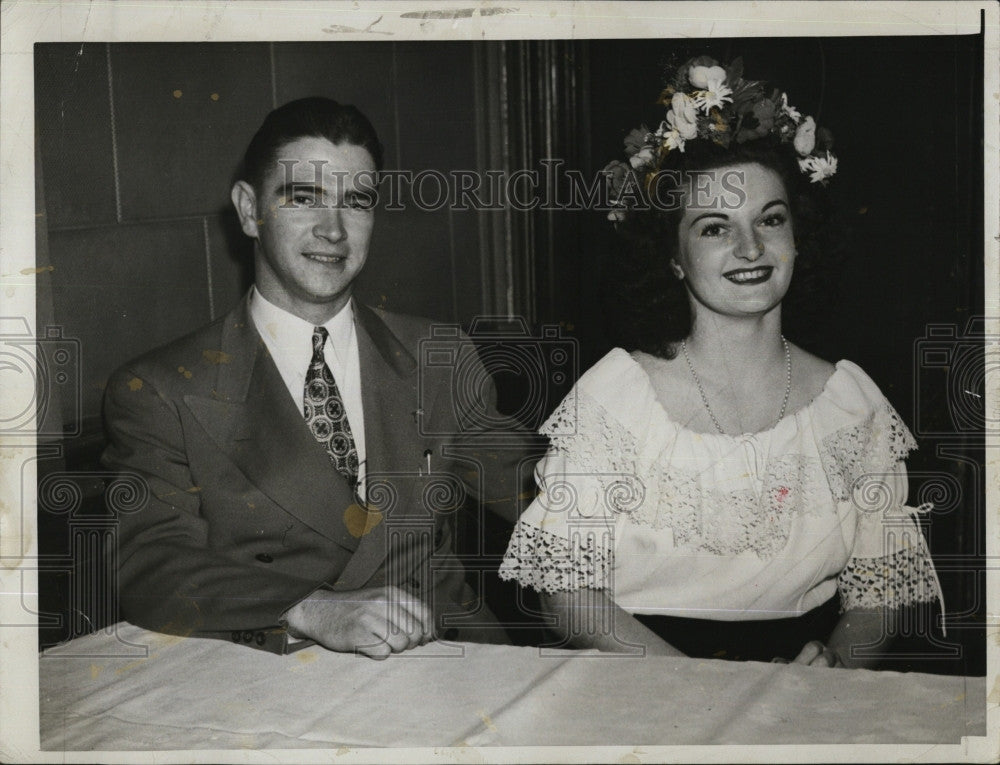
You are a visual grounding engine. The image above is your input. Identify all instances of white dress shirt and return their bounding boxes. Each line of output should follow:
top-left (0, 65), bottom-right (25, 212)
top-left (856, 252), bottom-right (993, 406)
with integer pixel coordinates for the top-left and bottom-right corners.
top-left (249, 287), bottom-right (367, 498)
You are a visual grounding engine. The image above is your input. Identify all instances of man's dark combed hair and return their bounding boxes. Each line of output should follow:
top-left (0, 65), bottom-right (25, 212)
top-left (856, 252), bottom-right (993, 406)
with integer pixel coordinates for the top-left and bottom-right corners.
top-left (602, 135), bottom-right (847, 359)
top-left (242, 96), bottom-right (384, 191)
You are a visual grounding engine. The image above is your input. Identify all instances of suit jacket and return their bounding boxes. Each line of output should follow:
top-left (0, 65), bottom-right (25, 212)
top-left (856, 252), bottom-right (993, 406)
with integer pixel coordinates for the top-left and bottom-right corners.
top-left (102, 293), bottom-right (533, 654)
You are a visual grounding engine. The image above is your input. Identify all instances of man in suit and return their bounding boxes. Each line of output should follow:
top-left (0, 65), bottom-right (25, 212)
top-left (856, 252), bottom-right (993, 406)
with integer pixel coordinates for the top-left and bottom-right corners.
top-left (102, 97), bottom-right (532, 658)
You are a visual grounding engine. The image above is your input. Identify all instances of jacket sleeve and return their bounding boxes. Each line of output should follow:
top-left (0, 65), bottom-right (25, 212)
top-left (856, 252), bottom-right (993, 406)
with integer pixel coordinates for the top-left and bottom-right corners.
top-left (102, 364), bottom-right (320, 654)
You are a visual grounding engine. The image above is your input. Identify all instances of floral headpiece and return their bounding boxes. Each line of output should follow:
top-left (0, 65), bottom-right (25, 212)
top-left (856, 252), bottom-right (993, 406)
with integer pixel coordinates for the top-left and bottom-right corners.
top-left (605, 56), bottom-right (837, 222)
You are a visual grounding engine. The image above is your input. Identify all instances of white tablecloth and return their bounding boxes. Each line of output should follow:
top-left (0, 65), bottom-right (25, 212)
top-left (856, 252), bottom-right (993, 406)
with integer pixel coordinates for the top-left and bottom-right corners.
top-left (40, 623), bottom-right (986, 750)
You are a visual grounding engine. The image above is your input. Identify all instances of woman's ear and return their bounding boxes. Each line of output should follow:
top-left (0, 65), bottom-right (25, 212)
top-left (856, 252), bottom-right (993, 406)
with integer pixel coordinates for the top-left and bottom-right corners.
top-left (231, 181), bottom-right (260, 238)
top-left (669, 259), bottom-right (685, 280)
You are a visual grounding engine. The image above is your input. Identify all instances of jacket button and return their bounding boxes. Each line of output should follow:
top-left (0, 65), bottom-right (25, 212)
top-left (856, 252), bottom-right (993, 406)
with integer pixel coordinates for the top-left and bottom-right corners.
top-left (255, 632), bottom-right (266, 646)
top-left (231, 631), bottom-right (241, 643)
top-left (255, 553), bottom-right (274, 563)
top-left (243, 631), bottom-right (254, 643)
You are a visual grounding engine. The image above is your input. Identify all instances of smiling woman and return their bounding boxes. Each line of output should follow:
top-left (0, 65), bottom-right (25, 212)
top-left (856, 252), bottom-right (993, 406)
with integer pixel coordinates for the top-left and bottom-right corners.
top-left (674, 162), bottom-right (796, 321)
top-left (499, 56), bottom-right (946, 669)
top-left (603, 110), bottom-right (838, 361)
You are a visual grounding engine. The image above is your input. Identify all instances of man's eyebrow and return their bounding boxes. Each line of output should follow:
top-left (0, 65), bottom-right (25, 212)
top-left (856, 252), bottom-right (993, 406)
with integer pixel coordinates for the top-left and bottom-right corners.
top-left (274, 182), bottom-right (323, 197)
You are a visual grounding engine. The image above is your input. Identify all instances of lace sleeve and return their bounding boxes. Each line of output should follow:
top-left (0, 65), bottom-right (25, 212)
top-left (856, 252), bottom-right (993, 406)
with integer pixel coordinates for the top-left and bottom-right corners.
top-left (837, 543), bottom-right (942, 612)
top-left (820, 400), bottom-right (917, 502)
top-left (836, 462), bottom-right (946, 629)
top-left (498, 398), bottom-right (629, 594)
top-left (498, 368), bottom-right (646, 594)
top-left (541, 387), bottom-right (641, 485)
top-left (498, 519), bottom-right (612, 594)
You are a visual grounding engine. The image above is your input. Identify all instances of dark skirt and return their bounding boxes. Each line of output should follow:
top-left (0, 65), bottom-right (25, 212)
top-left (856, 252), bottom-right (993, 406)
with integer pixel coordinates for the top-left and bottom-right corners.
top-left (633, 597), bottom-right (841, 663)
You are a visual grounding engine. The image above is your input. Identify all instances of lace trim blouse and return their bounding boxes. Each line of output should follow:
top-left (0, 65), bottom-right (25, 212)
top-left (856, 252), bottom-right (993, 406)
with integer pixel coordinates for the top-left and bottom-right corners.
top-left (499, 348), bottom-right (944, 623)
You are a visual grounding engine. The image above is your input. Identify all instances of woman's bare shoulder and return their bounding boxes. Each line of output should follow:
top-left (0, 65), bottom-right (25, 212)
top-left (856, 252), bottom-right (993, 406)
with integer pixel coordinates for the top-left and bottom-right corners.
top-left (629, 348), bottom-right (702, 418)
top-left (789, 343), bottom-right (837, 398)
top-left (630, 348), bottom-right (688, 386)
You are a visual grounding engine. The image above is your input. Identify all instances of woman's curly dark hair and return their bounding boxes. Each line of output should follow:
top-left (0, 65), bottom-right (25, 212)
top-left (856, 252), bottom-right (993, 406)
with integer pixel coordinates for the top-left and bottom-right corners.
top-left (602, 135), bottom-right (847, 359)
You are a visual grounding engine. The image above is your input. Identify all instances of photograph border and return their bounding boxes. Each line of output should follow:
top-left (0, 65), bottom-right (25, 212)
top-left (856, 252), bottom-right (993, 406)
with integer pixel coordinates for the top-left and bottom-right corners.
top-left (2, 2), bottom-right (997, 762)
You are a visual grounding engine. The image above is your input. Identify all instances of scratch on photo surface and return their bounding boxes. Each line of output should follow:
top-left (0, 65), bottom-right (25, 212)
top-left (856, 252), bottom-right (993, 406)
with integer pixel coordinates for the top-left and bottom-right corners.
top-left (400, 8), bottom-right (516, 19)
top-left (323, 15), bottom-right (392, 35)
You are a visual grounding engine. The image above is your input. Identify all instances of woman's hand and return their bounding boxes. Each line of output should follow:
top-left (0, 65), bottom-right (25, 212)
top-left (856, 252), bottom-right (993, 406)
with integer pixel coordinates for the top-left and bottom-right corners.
top-left (787, 639), bottom-right (845, 668)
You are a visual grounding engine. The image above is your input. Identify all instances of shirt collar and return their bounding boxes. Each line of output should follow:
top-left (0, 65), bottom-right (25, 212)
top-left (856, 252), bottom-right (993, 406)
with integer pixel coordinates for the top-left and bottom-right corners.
top-left (249, 286), bottom-right (355, 362)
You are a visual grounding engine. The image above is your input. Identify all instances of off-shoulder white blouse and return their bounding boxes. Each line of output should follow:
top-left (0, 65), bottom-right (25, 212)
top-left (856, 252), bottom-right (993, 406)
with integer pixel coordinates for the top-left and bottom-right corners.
top-left (500, 348), bottom-right (943, 622)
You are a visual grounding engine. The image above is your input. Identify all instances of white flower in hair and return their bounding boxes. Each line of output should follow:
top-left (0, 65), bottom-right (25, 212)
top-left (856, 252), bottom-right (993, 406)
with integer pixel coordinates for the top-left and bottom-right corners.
top-left (693, 70), bottom-right (733, 114)
top-left (658, 121), bottom-right (686, 153)
top-left (629, 145), bottom-right (658, 169)
top-left (780, 92), bottom-right (801, 123)
top-left (688, 63), bottom-right (726, 89)
top-left (607, 206), bottom-right (627, 223)
top-left (668, 92), bottom-right (699, 140)
top-left (793, 116), bottom-right (817, 156)
top-left (798, 151), bottom-right (838, 183)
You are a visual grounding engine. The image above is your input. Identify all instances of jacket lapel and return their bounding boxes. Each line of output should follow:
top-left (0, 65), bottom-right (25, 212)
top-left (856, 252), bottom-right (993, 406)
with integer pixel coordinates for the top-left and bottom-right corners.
top-left (183, 295), bottom-right (361, 553)
top-left (329, 303), bottom-right (423, 591)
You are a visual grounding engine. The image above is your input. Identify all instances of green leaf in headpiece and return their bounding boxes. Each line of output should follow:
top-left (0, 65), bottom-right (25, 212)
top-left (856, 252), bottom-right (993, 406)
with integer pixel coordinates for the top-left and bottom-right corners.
top-left (726, 57), bottom-right (744, 85)
top-left (816, 126), bottom-right (835, 151)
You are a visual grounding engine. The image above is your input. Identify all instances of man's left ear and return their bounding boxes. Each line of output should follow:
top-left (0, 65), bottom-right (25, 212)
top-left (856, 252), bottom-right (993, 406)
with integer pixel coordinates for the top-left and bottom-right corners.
top-left (231, 180), bottom-right (260, 238)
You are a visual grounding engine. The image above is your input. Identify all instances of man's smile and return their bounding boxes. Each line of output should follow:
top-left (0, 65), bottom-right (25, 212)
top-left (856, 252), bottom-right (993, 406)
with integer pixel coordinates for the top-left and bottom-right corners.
top-left (303, 252), bottom-right (348, 264)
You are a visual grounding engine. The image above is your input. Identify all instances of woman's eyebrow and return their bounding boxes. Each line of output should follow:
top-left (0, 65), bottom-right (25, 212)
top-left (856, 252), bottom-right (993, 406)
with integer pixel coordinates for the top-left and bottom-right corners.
top-left (761, 199), bottom-right (789, 213)
top-left (688, 211), bottom-right (728, 228)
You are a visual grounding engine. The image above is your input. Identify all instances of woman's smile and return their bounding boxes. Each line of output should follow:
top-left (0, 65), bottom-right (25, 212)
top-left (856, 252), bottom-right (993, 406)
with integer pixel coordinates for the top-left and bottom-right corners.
top-left (723, 266), bottom-right (773, 284)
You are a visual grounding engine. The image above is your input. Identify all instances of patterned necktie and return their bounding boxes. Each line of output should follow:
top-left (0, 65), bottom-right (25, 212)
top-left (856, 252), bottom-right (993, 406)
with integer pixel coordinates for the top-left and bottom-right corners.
top-left (303, 326), bottom-right (359, 486)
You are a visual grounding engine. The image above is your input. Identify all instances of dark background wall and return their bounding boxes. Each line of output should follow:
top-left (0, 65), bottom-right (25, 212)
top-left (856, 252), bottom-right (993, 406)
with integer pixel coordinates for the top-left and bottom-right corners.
top-left (35, 37), bottom-right (985, 673)
top-left (543, 35), bottom-right (985, 673)
top-left (35, 42), bottom-right (489, 427)
top-left (34, 40), bottom-right (502, 647)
